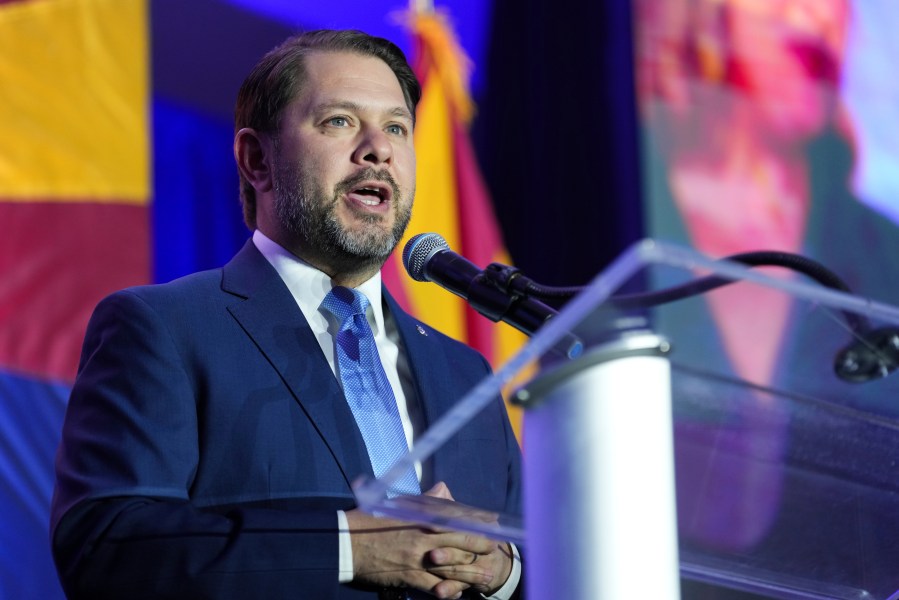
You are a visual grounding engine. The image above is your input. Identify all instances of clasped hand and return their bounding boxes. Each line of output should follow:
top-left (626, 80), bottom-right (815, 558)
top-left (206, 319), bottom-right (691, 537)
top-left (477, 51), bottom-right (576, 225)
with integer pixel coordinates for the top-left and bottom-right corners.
top-left (346, 482), bottom-right (513, 599)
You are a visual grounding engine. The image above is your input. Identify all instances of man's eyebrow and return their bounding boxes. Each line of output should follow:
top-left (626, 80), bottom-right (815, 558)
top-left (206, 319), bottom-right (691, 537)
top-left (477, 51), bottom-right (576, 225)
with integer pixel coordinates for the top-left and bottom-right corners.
top-left (313, 100), bottom-right (413, 122)
top-left (386, 106), bottom-right (414, 121)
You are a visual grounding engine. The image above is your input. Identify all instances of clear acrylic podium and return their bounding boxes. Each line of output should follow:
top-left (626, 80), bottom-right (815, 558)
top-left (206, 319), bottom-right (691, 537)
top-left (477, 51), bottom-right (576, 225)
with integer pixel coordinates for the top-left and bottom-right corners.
top-left (354, 239), bottom-right (899, 599)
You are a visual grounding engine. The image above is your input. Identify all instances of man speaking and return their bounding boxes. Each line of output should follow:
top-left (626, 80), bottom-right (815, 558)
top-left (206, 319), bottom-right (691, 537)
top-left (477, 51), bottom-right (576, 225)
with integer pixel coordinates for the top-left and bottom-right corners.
top-left (51, 30), bottom-right (522, 600)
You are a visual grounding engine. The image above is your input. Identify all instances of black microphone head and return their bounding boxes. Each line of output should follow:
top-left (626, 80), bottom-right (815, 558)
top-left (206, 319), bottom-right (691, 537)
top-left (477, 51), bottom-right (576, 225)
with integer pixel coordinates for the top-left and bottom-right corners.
top-left (403, 233), bottom-right (450, 282)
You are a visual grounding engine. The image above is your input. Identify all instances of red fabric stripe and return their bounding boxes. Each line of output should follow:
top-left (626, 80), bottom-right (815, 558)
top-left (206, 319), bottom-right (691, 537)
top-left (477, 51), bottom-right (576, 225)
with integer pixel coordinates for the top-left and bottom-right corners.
top-left (410, 34), bottom-right (433, 86)
top-left (452, 120), bottom-right (507, 361)
top-left (382, 251), bottom-right (411, 312)
top-left (0, 201), bottom-right (149, 382)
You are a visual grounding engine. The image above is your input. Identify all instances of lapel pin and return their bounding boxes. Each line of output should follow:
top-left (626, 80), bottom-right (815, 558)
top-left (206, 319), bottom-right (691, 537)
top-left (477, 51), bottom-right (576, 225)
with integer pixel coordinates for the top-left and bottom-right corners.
top-left (416, 324), bottom-right (428, 336)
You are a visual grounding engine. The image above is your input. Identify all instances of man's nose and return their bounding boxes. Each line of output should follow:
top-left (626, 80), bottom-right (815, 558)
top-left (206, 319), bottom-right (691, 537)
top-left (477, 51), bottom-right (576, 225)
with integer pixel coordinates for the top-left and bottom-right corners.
top-left (352, 126), bottom-right (393, 166)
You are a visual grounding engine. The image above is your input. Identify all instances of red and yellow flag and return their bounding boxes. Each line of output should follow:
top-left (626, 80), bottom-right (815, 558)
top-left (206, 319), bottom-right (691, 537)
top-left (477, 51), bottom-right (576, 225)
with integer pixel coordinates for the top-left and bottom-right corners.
top-left (382, 10), bottom-right (528, 434)
top-left (0, 0), bottom-right (150, 382)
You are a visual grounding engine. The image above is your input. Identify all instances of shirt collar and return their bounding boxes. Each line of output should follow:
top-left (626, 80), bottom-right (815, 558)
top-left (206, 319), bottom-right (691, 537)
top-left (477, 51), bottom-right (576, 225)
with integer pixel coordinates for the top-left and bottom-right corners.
top-left (252, 229), bottom-right (385, 335)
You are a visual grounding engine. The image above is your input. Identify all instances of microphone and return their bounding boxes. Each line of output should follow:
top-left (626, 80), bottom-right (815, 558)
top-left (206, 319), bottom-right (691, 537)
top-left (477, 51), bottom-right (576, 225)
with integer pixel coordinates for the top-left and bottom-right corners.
top-left (402, 233), bottom-right (582, 358)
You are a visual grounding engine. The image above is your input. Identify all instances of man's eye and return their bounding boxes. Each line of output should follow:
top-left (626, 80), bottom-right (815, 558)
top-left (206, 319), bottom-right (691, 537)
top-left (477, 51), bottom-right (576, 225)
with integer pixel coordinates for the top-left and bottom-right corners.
top-left (386, 124), bottom-right (408, 136)
top-left (327, 116), bottom-right (349, 127)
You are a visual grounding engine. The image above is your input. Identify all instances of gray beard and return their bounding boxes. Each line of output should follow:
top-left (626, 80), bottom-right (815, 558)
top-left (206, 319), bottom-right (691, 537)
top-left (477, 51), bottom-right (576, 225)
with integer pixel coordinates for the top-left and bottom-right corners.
top-left (272, 163), bottom-right (413, 268)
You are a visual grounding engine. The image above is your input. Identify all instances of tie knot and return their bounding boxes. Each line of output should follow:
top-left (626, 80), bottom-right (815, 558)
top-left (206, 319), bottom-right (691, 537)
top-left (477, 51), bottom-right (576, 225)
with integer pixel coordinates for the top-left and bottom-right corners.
top-left (322, 286), bottom-right (370, 323)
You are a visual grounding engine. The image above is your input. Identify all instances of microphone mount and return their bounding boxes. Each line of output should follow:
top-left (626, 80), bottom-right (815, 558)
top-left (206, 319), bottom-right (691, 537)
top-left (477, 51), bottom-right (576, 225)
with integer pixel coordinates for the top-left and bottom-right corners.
top-left (459, 261), bottom-right (579, 356)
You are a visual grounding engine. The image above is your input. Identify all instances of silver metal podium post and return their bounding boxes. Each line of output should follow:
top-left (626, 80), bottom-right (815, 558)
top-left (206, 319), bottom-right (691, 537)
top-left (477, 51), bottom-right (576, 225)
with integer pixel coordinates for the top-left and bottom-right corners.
top-left (515, 332), bottom-right (680, 599)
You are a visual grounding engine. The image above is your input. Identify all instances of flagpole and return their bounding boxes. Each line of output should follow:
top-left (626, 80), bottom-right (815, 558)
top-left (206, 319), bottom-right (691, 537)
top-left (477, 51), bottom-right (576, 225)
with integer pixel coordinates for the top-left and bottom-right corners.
top-left (409, 0), bottom-right (434, 14)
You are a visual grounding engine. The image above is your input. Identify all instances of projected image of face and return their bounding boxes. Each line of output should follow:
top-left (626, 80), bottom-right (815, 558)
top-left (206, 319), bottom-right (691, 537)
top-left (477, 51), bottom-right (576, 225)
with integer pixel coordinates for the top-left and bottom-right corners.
top-left (634, 0), bottom-right (854, 259)
top-left (633, 0), bottom-right (859, 389)
top-left (636, 0), bottom-right (849, 146)
top-left (724, 0), bottom-right (848, 138)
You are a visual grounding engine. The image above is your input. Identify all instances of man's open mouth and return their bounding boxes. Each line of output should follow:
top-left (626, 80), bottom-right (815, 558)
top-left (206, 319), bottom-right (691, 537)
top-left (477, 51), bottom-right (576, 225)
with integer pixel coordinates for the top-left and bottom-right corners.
top-left (349, 182), bottom-right (392, 206)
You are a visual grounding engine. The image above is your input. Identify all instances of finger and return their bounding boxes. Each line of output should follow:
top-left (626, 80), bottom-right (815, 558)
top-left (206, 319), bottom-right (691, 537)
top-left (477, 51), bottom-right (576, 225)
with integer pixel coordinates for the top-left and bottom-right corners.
top-left (431, 543), bottom-right (512, 596)
top-left (427, 547), bottom-right (495, 590)
top-left (423, 481), bottom-right (454, 500)
top-left (430, 531), bottom-right (496, 555)
top-left (427, 547), bottom-right (478, 567)
top-left (428, 562), bottom-right (494, 591)
top-left (400, 569), bottom-right (461, 598)
top-left (431, 578), bottom-right (470, 600)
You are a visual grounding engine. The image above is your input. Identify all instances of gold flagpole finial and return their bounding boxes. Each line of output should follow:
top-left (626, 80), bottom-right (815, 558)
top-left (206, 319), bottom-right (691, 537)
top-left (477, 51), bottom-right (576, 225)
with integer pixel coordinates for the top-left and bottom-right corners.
top-left (409, 0), bottom-right (434, 15)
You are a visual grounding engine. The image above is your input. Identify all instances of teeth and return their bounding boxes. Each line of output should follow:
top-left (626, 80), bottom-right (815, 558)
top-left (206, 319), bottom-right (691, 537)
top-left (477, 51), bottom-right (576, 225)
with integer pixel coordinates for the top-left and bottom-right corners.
top-left (353, 186), bottom-right (385, 205)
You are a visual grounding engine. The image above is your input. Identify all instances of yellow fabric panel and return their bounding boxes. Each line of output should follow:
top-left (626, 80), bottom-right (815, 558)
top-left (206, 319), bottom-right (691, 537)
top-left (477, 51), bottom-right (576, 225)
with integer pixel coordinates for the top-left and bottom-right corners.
top-left (0, 0), bottom-right (148, 203)
top-left (489, 250), bottom-right (530, 438)
top-left (402, 69), bottom-right (466, 339)
top-left (498, 323), bottom-right (527, 438)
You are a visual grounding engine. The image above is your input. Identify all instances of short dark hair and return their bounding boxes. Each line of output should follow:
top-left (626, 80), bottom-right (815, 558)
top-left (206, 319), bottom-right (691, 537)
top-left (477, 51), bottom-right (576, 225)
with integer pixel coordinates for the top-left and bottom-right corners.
top-left (234, 29), bottom-right (421, 229)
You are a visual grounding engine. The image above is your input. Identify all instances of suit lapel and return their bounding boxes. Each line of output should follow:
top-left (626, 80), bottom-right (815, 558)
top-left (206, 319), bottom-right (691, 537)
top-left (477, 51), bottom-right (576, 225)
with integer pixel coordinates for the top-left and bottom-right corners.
top-left (217, 245), bottom-right (471, 495)
top-left (384, 290), bottom-right (462, 490)
top-left (221, 240), bottom-right (374, 489)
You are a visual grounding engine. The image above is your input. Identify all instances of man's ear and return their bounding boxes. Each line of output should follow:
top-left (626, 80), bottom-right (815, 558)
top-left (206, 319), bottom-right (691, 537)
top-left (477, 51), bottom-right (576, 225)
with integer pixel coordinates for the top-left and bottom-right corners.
top-left (234, 128), bottom-right (273, 193)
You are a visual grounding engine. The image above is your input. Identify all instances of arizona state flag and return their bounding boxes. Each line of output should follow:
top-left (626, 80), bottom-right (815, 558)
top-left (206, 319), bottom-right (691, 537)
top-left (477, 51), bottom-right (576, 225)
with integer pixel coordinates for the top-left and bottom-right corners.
top-left (0, 1), bottom-right (149, 597)
top-left (381, 10), bottom-right (528, 434)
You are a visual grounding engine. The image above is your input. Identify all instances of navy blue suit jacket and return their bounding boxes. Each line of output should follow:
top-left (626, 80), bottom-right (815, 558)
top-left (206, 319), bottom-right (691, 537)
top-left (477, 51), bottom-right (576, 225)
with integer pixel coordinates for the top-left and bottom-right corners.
top-left (51, 240), bottom-right (522, 599)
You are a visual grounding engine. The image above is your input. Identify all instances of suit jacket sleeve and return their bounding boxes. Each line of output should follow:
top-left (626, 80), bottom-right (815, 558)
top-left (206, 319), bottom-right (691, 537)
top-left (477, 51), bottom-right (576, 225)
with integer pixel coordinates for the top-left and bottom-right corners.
top-left (51, 289), bottom-right (352, 600)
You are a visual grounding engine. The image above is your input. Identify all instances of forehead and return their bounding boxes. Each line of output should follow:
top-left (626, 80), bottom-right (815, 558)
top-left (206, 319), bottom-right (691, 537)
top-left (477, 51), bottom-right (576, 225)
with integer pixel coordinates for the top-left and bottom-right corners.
top-left (291, 51), bottom-right (409, 116)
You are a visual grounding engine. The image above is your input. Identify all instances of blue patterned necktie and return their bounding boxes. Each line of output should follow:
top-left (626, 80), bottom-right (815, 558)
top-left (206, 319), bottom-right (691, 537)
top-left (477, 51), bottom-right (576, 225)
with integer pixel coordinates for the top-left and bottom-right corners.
top-left (321, 286), bottom-right (420, 497)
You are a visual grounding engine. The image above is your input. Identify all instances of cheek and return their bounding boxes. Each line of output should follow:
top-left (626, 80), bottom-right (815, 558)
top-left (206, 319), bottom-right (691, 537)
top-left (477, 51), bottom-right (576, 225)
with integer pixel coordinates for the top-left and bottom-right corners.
top-left (298, 136), bottom-right (348, 180)
top-left (394, 147), bottom-right (416, 187)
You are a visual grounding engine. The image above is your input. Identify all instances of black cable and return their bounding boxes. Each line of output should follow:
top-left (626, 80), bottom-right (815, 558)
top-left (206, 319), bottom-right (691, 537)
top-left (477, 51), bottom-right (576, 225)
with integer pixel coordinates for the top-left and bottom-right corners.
top-left (502, 250), bottom-right (898, 383)
top-left (517, 251), bottom-right (868, 335)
